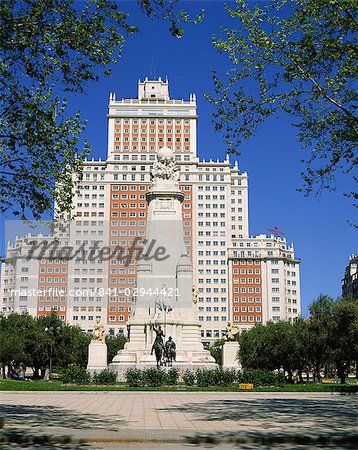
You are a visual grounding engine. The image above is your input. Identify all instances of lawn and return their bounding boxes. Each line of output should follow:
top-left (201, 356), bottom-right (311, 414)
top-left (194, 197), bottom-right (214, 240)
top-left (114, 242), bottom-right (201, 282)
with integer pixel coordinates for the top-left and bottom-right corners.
top-left (0, 379), bottom-right (357, 392)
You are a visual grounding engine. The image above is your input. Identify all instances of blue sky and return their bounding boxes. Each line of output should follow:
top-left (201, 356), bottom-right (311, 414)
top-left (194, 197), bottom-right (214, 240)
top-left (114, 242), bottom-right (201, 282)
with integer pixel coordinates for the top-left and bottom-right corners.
top-left (1, 1), bottom-right (356, 315)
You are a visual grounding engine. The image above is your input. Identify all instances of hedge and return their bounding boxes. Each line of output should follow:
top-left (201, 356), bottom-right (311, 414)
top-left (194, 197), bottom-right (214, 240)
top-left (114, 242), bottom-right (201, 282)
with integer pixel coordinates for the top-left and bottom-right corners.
top-left (61, 366), bottom-right (116, 385)
top-left (61, 366), bottom-right (91, 384)
top-left (125, 368), bottom-right (179, 387)
top-left (92, 369), bottom-right (117, 385)
top-left (125, 368), bottom-right (284, 387)
top-left (61, 366), bottom-right (285, 387)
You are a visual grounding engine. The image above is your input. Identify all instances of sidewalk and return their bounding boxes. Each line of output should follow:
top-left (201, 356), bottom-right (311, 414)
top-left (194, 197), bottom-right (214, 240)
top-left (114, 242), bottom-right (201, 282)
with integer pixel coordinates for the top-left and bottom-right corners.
top-left (0, 391), bottom-right (357, 445)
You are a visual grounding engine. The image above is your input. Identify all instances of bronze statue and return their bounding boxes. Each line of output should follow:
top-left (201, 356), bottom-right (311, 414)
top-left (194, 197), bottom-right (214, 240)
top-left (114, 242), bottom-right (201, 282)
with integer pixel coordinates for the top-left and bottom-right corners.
top-left (164, 336), bottom-right (176, 366)
top-left (151, 325), bottom-right (165, 368)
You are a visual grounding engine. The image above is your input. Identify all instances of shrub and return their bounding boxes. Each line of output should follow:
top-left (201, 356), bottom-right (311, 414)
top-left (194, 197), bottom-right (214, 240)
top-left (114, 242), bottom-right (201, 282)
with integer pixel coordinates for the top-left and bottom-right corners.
top-left (237, 369), bottom-right (284, 386)
top-left (125, 368), bottom-right (143, 387)
top-left (216, 369), bottom-right (237, 387)
top-left (196, 369), bottom-right (217, 387)
top-left (277, 372), bottom-right (285, 385)
top-left (92, 369), bottom-right (117, 385)
top-left (195, 369), bottom-right (238, 387)
top-left (143, 368), bottom-right (166, 387)
top-left (182, 370), bottom-right (196, 386)
top-left (164, 368), bottom-right (179, 385)
top-left (62, 365), bottom-right (91, 384)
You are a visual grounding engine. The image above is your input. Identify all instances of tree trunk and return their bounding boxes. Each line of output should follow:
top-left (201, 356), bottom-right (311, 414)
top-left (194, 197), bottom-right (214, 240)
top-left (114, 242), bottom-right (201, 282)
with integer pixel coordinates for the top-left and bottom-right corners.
top-left (286, 369), bottom-right (294, 384)
top-left (315, 364), bottom-right (321, 382)
top-left (298, 369), bottom-right (304, 384)
top-left (336, 363), bottom-right (346, 384)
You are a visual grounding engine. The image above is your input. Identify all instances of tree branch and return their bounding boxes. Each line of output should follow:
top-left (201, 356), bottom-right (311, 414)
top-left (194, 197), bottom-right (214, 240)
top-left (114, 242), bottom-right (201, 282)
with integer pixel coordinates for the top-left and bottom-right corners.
top-left (283, 52), bottom-right (358, 126)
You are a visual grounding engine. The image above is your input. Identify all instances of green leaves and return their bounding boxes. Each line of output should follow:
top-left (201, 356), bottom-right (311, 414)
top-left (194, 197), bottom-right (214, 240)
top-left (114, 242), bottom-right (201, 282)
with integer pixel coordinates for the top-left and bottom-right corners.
top-left (239, 318), bottom-right (314, 382)
top-left (0, 0), bottom-right (203, 219)
top-left (137, 1), bottom-right (204, 38)
top-left (0, 312), bottom-right (91, 377)
top-left (308, 294), bottom-right (358, 383)
top-left (239, 295), bottom-right (358, 383)
top-left (207, 0), bottom-right (357, 207)
top-left (0, 0), bottom-right (133, 218)
top-left (105, 333), bottom-right (126, 364)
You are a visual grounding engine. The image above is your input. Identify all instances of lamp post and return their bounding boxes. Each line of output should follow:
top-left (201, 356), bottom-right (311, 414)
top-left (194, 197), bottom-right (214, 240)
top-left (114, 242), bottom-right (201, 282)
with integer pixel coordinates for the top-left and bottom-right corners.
top-left (44, 325), bottom-right (61, 380)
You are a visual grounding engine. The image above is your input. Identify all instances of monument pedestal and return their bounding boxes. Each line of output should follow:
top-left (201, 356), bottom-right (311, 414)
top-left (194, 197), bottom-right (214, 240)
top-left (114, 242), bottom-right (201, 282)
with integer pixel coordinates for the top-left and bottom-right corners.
top-left (87, 341), bottom-right (108, 373)
top-left (222, 341), bottom-right (240, 369)
top-left (109, 147), bottom-right (217, 380)
top-left (110, 316), bottom-right (217, 380)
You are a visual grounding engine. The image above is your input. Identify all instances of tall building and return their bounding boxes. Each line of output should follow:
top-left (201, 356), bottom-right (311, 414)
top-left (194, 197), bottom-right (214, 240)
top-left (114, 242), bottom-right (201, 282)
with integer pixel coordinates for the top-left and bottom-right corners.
top-left (342, 254), bottom-right (358, 299)
top-left (228, 234), bottom-right (301, 327)
top-left (0, 78), bottom-right (301, 343)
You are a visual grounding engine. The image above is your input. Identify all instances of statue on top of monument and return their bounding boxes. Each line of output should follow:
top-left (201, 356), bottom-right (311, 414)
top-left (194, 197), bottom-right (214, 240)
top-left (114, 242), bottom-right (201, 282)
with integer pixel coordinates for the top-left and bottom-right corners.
top-left (224, 321), bottom-right (240, 342)
top-left (151, 147), bottom-right (180, 181)
top-left (154, 284), bottom-right (173, 319)
top-left (93, 321), bottom-right (106, 343)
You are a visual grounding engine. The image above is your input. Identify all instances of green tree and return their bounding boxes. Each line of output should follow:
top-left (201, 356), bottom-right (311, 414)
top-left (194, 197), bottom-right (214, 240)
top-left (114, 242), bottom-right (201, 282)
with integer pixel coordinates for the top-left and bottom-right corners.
top-left (23, 313), bottom-right (63, 378)
top-left (55, 324), bottom-right (91, 369)
top-left (0, 313), bottom-right (33, 377)
top-left (207, 0), bottom-right (357, 206)
top-left (239, 320), bottom-right (311, 383)
top-left (307, 294), bottom-right (335, 381)
top-left (291, 318), bottom-right (310, 383)
top-left (0, 0), bottom-right (203, 219)
top-left (264, 321), bottom-right (298, 382)
top-left (24, 313), bottom-right (90, 377)
top-left (24, 317), bottom-right (52, 379)
top-left (0, 312), bottom-right (95, 378)
top-left (330, 297), bottom-right (358, 383)
top-left (207, 338), bottom-right (225, 366)
top-left (239, 324), bottom-right (272, 370)
top-left (239, 295), bottom-right (357, 384)
top-left (105, 333), bottom-right (126, 364)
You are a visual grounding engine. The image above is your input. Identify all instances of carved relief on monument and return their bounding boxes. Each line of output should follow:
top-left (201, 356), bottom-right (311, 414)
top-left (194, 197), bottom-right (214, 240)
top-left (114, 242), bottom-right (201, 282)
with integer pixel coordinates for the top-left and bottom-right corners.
top-left (151, 147), bottom-right (180, 182)
top-left (157, 199), bottom-right (173, 210)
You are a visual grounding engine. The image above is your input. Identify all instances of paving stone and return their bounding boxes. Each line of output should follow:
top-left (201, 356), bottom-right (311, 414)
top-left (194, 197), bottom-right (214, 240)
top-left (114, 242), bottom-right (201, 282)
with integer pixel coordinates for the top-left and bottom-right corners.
top-left (0, 391), bottom-right (357, 445)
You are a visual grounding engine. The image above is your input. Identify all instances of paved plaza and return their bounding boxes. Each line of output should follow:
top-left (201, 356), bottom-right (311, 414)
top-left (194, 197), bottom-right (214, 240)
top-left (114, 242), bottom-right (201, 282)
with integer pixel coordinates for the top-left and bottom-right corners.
top-left (0, 391), bottom-right (357, 446)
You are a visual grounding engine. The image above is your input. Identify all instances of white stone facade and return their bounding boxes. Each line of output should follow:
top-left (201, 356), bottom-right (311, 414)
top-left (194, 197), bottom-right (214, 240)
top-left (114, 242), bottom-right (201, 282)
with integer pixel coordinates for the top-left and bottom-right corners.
top-left (0, 79), bottom-right (301, 344)
top-left (228, 234), bottom-right (301, 332)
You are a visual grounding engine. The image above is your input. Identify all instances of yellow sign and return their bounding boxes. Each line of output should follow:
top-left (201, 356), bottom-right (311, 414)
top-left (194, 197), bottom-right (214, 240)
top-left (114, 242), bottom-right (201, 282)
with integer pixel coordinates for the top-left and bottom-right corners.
top-left (239, 383), bottom-right (254, 390)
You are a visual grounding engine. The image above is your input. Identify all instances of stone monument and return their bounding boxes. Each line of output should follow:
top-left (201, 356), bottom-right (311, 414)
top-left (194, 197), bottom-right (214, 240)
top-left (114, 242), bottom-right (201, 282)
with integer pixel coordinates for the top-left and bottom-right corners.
top-left (222, 322), bottom-right (241, 369)
top-left (87, 321), bottom-right (108, 373)
top-left (110, 147), bottom-right (216, 377)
